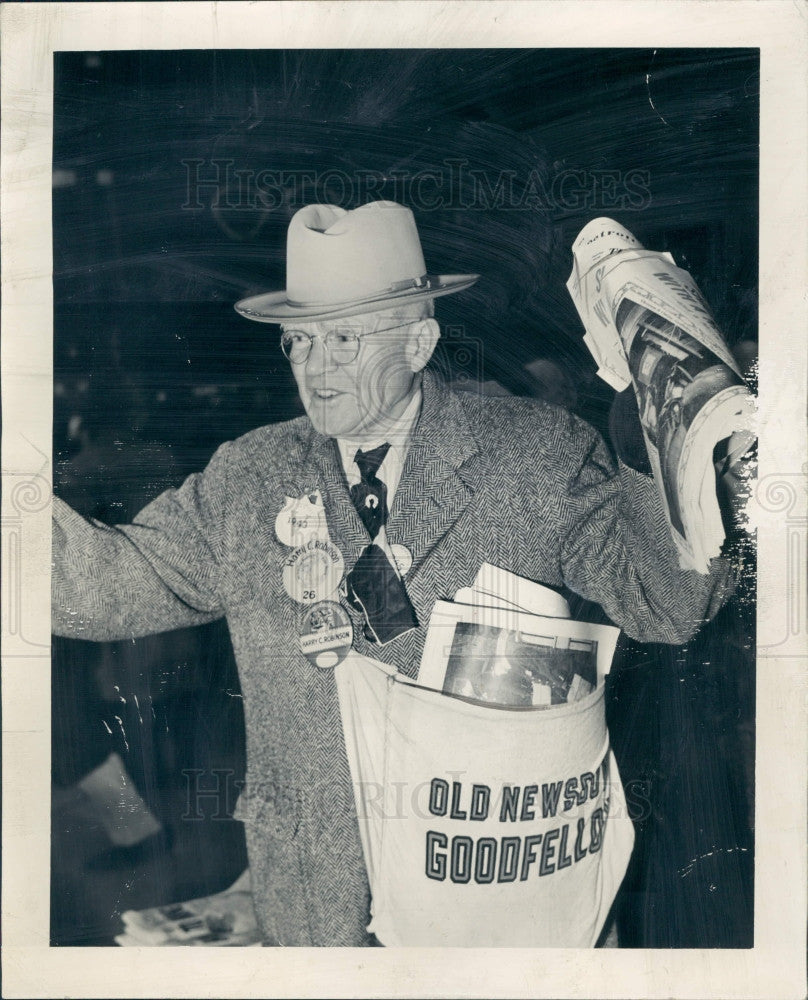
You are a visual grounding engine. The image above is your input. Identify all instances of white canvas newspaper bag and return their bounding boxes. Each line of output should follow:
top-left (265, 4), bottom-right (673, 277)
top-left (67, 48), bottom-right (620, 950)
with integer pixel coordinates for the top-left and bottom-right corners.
top-left (335, 651), bottom-right (635, 947)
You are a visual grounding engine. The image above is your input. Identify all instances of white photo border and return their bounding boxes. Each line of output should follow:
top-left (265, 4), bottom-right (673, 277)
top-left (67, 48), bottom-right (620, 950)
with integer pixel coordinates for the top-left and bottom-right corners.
top-left (2, 2), bottom-right (806, 998)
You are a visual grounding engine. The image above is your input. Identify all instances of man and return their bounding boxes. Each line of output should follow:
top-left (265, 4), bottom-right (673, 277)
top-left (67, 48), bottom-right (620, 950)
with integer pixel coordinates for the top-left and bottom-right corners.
top-left (52, 200), bottom-right (740, 946)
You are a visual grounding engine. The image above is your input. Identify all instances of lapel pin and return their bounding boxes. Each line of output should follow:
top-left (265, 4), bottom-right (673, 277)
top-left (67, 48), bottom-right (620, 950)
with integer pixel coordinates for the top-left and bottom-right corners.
top-left (389, 543), bottom-right (413, 577)
top-left (275, 490), bottom-right (329, 548)
top-left (282, 538), bottom-right (345, 605)
top-left (298, 601), bottom-right (353, 669)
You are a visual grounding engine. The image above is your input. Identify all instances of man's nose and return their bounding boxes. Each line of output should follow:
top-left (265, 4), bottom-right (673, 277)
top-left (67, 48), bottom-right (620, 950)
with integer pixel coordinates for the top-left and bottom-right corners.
top-left (305, 336), bottom-right (335, 377)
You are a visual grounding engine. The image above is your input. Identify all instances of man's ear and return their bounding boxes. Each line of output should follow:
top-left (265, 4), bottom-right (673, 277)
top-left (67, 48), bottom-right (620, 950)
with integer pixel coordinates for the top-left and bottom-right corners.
top-left (405, 318), bottom-right (440, 373)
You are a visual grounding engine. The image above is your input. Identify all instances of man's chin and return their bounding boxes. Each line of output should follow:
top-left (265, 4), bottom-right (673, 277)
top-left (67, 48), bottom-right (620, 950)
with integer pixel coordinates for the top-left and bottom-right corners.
top-left (305, 402), bottom-right (360, 439)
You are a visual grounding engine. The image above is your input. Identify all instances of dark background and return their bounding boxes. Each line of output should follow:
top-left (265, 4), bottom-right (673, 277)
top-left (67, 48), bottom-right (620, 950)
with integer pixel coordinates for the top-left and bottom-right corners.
top-left (51, 48), bottom-right (757, 947)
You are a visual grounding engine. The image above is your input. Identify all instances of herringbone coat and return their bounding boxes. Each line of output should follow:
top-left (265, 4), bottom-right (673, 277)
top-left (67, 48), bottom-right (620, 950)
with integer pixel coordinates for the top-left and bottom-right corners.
top-left (52, 370), bottom-right (735, 946)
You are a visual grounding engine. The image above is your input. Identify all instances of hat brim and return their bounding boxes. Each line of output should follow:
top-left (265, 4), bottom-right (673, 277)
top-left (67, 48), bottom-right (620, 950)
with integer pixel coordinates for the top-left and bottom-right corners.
top-left (234, 274), bottom-right (479, 324)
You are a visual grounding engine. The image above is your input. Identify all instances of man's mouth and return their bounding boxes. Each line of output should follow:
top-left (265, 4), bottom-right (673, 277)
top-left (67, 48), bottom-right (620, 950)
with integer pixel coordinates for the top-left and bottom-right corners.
top-left (311, 388), bottom-right (343, 400)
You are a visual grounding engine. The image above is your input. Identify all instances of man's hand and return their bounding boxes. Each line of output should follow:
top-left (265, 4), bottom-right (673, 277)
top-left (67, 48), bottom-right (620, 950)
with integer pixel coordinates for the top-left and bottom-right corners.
top-left (715, 431), bottom-right (757, 539)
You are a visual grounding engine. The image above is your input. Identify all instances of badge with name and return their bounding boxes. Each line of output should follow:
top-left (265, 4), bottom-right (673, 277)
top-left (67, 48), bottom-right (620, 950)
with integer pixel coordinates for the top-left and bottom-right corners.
top-left (298, 601), bottom-right (353, 669)
top-left (275, 491), bottom-right (329, 548)
top-left (282, 538), bottom-right (345, 604)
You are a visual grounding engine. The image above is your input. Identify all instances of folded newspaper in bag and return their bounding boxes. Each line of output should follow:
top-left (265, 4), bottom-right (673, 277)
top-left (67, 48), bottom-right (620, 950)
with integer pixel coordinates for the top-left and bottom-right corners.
top-left (422, 563), bottom-right (617, 708)
top-left (566, 218), bottom-right (755, 573)
top-left (335, 565), bottom-right (633, 946)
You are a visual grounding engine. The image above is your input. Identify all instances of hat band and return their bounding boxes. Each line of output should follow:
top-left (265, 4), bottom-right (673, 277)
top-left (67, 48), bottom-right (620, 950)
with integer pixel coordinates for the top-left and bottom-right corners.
top-left (286, 274), bottom-right (435, 310)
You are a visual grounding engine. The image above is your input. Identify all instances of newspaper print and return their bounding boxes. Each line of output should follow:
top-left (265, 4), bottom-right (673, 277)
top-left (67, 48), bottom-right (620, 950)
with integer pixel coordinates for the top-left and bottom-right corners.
top-left (417, 599), bottom-right (619, 708)
top-left (441, 621), bottom-right (597, 707)
top-left (567, 218), bottom-right (755, 573)
top-left (114, 874), bottom-right (260, 947)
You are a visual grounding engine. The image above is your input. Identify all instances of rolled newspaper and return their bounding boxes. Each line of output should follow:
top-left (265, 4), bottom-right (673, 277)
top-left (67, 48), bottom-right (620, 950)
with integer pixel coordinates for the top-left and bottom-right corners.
top-left (567, 218), bottom-right (755, 573)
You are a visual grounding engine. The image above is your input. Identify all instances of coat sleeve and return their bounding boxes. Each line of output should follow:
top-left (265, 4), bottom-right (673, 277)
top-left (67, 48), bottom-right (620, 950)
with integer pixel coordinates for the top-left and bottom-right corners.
top-left (549, 413), bottom-right (739, 644)
top-left (52, 441), bottom-right (232, 641)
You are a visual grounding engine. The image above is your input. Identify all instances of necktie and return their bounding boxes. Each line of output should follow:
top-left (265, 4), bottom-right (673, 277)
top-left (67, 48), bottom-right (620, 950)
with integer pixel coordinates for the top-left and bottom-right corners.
top-left (350, 443), bottom-right (390, 539)
top-left (345, 441), bottom-right (419, 643)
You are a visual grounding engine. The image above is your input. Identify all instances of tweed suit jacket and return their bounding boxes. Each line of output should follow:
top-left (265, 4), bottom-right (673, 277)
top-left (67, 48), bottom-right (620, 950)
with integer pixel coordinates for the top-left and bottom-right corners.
top-left (52, 369), bottom-right (736, 946)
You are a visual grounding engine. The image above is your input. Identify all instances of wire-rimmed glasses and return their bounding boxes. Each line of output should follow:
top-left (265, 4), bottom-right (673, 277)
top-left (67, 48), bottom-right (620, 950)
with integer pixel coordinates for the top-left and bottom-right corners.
top-left (280, 322), bottom-right (411, 365)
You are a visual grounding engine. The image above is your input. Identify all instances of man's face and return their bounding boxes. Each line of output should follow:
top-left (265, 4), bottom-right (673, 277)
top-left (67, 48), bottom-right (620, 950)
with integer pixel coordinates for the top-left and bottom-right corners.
top-left (284, 310), bottom-right (424, 439)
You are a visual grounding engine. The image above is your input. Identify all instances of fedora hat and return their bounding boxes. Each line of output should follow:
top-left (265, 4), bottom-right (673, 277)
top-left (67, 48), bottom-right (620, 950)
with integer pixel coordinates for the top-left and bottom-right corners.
top-left (234, 201), bottom-right (478, 323)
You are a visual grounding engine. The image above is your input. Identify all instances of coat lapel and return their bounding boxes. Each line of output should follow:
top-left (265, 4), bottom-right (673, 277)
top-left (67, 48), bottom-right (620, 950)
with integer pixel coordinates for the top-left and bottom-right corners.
top-left (386, 371), bottom-right (483, 580)
top-left (299, 370), bottom-right (485, 590)
top-left (303, 430), bottom-right (369, 572)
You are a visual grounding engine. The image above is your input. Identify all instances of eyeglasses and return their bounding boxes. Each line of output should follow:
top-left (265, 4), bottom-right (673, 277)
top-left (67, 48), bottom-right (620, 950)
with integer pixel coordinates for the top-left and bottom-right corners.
top-left (280, 322), bottom-right (411, 366)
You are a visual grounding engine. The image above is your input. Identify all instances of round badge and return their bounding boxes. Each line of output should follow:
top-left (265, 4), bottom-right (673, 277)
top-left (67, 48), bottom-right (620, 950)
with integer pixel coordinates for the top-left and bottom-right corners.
top-left (282, 538), bottom-right (345, 604)
top-left (275, 492), bottom-right (329, 548)
top-left (389, 543), bottom-right (413, 577)
top-left (299, 601), bottom-right (353, 669)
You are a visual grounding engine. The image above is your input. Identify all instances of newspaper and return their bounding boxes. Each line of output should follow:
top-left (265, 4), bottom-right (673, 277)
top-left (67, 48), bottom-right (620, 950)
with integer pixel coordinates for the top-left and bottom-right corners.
top-left (416, 564), bottom-right (619, 709)
top-left (566, 218), bottom-right (755, 573)
top-left (114, 869), bottom-right (261, 946)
